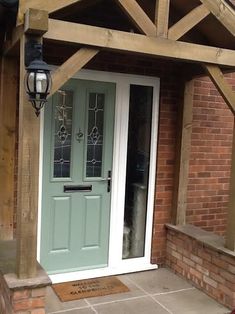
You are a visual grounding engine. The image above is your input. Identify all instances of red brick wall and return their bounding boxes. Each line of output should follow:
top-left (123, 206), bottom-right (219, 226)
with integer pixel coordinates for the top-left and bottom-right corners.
top-left (166, 226), bottom-right (235, 309)
top-left (0, 274), bottom-right (47, 314)
top-left (186, 74), bottom-right (234, 236)
top-left (151, 71), bottom-right (183, 265)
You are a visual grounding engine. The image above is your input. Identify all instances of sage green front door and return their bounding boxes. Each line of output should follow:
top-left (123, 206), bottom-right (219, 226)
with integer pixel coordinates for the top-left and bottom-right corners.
top-left (40, 79), bottom-right (115, 274)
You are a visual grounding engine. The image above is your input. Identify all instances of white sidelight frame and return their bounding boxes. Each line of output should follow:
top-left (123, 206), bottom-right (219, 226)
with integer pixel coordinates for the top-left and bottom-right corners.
top-left (37, 69), bottom-right (160, 283)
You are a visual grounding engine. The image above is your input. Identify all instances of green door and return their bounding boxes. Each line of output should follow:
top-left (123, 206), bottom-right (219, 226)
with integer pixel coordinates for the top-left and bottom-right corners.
top-left (40, 79), bottom-right (116, 274)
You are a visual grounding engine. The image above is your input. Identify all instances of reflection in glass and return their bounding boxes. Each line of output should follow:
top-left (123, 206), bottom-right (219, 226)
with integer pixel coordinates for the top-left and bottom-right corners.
top-left (53, 90), bottom-right (73, 178)
top-left (122, 85), bottom-right (153, 259)
top-left (86, 93), bottom-right (105, 177)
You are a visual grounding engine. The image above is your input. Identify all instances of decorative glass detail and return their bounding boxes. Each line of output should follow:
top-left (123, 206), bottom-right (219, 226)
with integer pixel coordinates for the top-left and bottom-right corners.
top-left (86, 93), bottom-right (105, 177)
top-left (53, 90), bottom-right (73, 178)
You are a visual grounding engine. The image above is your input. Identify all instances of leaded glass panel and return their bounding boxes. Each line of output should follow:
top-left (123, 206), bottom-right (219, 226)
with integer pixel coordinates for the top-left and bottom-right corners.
top-left (86, 93), bottom-right (105, 177)
top-left (53, 90), bottom-right (73, 178)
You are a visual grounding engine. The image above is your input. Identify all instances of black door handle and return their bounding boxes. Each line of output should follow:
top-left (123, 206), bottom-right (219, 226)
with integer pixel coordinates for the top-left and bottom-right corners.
top-left (107, 170), bottom-right (111, 193)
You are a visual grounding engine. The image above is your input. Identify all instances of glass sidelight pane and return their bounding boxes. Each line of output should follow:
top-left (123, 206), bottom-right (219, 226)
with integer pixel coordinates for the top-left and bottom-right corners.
top-left (53, 90), bottom-right (73, 178)
top-left (122, 85), bottom-right (153, 259)
top-left (86, 93), bottom-right (105, 177)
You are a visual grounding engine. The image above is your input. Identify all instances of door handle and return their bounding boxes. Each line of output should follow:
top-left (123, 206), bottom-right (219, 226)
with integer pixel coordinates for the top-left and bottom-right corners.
top-left (76, 128), bottom-right (84, 143)
top-left (100, 170), bottom-right (112, 192)
top-left (107, 170), bottom-right (111, 193)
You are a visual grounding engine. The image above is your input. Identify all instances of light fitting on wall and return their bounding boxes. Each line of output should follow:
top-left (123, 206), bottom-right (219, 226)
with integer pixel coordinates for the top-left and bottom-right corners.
top-left (24, 39), bottom-right (52, 116)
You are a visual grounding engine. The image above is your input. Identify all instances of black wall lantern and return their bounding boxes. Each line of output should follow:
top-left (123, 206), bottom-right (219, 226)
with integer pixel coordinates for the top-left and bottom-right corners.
top-left (24, 39), bottom-right (52, 116)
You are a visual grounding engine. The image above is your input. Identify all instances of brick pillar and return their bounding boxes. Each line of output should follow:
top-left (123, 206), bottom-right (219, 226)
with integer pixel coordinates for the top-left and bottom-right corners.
top-left (0, 274), bottom-right (50, 314)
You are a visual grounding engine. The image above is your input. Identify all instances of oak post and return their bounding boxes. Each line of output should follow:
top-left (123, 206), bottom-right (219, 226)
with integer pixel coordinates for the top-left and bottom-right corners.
top-left (16, 34), bottom-right (40, 278)
top-left (172, 80), bottom-right (194, 225)
top-left (0, 57), bottom-right (18, 240)
top-left (226, 117), bottom-right (235, 251)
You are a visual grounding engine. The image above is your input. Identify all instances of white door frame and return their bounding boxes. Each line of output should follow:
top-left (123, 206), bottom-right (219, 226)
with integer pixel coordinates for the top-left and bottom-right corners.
top-left (37, 69), bottom-right (160, 283)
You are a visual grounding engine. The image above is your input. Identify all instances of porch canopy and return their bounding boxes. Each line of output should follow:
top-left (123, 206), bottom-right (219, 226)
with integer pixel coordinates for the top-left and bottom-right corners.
top-left (0, 0), bottom-right (235, 279)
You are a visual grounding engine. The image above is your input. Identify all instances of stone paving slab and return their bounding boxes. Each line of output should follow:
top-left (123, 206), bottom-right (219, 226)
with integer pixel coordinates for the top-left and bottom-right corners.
top-left (46, 269), bottom-right (230, 314)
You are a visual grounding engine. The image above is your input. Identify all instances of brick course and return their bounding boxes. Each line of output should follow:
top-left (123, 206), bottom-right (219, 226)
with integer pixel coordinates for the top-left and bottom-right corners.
top-left (166, 226), bottom-right (235, 309)
top-left (0, 275), bottom-right (46, 314)
top-left (187, 74), bottom-right (234, 236)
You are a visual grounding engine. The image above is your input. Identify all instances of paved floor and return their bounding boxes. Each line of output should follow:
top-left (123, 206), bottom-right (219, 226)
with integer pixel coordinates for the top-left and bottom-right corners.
top-left (46, 268), bottom-right (230, 314)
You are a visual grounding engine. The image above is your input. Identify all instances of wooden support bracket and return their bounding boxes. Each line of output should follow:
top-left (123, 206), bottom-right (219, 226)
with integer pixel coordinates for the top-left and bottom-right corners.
top-left (168, 4), bottom-right (210, 40)
top-left (115, 0), bottom-right (156, 36)
top-left (199, 0), bottom-right (235, 37)
top-left (204, 64), bottom-right (235, 114)
top-left (50, 48), bottom-right (99, 96)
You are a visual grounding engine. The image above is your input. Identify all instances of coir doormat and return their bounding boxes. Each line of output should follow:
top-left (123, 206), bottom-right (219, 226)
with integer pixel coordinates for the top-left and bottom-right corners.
top-left (52, 276), bottom-right (130, 302)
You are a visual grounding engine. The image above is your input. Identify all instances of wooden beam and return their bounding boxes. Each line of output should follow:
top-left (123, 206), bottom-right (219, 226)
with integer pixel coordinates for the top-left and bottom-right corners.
top-left (155, 0), bottom-right (170, 37)
top-left (44, 19), bottom-right (235, 67)
top-left (50, 48), bottom-right (99, 96)
top-left (226, 116), bottom-right (235, 251)
top-left (17, 0), bottom-right (83, 25)
top-left (0, 57), bottom-right (18, 240)
top-left (16, 35), bottom-right (40, 278)
top-left (204, 64), bottom-right (235, 114)
top-left (115, 0), bottom-right (156, 36)
top-left (24, 8), bottom-right (48, 35)
top-left (172, 80), bottom-right (194, 225)
top-left (168, 4), bottom-right (210, 40)
top-left (199, 0), bottom-right (235, 37)
top-left (3, 25), bottom-right (23, 56)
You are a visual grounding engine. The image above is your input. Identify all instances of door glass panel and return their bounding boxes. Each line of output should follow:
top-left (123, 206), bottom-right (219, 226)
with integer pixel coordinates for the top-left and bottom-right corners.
top-left (122, 85), bottom-right (153, 259)
top-left (86, 93), bottom-right (105, 177)
top-left (53, 90), bottom-right (73, 178)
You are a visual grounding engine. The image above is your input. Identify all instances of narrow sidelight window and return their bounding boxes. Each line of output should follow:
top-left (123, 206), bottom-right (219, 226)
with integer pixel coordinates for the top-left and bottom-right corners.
top-left (122, 85), bottom-right (153, 259)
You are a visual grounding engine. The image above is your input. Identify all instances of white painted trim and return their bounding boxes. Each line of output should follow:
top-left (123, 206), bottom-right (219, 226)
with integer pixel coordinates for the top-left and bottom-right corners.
top-left (37, 69), bottom-right (160, 283)
top-left (50, 263), bottom-right (158, 284)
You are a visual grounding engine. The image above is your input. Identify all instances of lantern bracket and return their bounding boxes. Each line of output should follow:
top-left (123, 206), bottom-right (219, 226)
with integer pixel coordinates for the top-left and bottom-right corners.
top-left (25, 38), bottom-right (42, 67)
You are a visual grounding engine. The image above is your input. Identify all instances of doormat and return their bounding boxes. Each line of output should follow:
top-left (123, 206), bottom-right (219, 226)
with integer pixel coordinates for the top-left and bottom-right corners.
top-left (52, 276), bottom-right (130, 302)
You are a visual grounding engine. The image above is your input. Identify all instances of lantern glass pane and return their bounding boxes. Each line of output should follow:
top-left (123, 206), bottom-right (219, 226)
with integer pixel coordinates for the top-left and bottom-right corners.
top-left (27, 72), bottom-right (36, 93)
top-left (47, 72), bottom-right (52, 93)
top-left (35, 72), bottom-right (48, 93)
